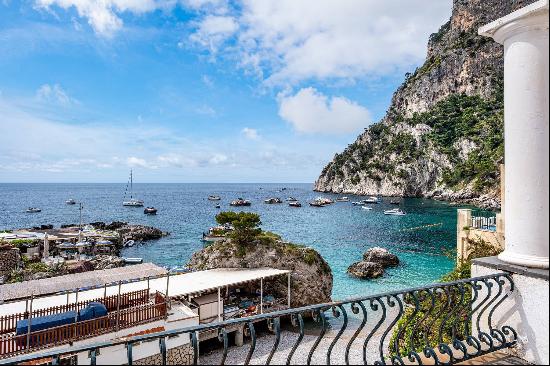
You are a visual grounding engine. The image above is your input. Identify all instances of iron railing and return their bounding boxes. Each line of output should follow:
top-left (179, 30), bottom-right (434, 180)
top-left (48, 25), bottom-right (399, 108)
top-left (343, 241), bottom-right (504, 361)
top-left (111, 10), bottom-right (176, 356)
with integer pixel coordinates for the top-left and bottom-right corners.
top-left (469, 210), bottom-right (498, 231)
top-left (0, 273), bottom-right (516, 365)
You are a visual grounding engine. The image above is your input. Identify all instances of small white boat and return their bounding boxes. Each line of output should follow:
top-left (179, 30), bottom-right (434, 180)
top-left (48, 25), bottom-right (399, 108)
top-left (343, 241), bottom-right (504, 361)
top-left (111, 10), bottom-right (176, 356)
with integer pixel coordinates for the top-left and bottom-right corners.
top-left (289, 201), bottom-right (302, 207)
top-left (264, 197), bottom-right (282, 204)
top-left (286, 197), bottom-right (298, 202)
top-left (363, 196), bottom-right (380, 204)
top-left (208, 195), bottom-right (221, 201)
top-left (144, 207), bottom-right (157, 215)
top-left (351, 201), bottom-right (364, 206)
top-left (124, 240), bottom-right (135, 247)
top-left (66, 199), bottom-right (76, 205)
top-left (122, 170), bottom-right (144, 207)
top-left (336, 197), bottom-right (350, 202)
top-left (362, 206), bottom-right (373, 210)
top-left (384, 208), bottom-right (406, 216)
top-left (230, 198), bottom-right (251, 206)
top-left (25, 207), bottom-right (41, 213)
top-left (124, 257), bottom-right (143, 264)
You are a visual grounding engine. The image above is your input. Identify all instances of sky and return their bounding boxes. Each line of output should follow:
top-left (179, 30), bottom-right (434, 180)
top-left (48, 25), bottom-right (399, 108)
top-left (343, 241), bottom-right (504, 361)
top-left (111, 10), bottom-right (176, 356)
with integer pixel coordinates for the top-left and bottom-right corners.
top-left (0, 0), bottom-right (452, 183)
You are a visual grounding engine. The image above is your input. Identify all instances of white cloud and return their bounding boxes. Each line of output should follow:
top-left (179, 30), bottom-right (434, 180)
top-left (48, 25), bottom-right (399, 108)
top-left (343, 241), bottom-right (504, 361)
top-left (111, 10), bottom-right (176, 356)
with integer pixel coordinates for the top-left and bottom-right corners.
top-left (278, 87), bottom-right (371, 134)
top-left (189, 15), bottom-right (238, 52)
top-left (241, 127), bottom-right (259, 140)
top-left (36, 83), bottom-right (78, 106)
top-left (195, 104), bottom-right (217, 116)
top-left (126, 156), bottom-right (149, 168)
top-left (191, 0), bottom-right (451, 86)
top-left (209, 153), bottom-right (228, 165)
top-left (34, 0), bottom-right (168, 37)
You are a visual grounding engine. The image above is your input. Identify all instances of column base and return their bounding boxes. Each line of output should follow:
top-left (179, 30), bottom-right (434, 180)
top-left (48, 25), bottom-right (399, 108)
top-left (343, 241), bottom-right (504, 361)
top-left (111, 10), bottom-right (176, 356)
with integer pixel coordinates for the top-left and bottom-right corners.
top-left (498, 251), bottom-right (549, 269)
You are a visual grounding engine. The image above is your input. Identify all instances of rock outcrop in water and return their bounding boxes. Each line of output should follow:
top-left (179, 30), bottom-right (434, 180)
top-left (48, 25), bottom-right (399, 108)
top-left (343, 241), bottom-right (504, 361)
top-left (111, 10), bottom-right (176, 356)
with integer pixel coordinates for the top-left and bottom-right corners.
top-left (187, 237), bottom-right (332, 307)
top-left (314, 0), bottom-right (536, 210)
top-left (348, 247), bottom-right (400, 280)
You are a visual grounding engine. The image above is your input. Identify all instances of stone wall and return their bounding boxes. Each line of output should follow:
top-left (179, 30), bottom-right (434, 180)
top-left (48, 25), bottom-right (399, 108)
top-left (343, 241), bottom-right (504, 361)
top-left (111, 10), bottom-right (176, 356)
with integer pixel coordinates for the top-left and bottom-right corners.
top-left (0, 247), bottom-right (20, 281)
top-left (132, 344), bottom-right (194, 365)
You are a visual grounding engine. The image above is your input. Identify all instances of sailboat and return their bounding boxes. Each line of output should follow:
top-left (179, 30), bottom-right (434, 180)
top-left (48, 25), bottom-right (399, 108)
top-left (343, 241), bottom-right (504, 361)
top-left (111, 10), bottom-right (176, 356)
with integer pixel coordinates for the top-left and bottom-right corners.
top-left (123, 170), bottom-right (144, 207)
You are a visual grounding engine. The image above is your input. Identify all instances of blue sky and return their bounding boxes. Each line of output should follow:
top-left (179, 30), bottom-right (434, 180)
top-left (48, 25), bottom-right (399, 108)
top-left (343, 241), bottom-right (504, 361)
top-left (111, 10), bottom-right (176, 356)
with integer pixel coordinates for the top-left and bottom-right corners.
top-left (0, 0), bottom-right (452, 183)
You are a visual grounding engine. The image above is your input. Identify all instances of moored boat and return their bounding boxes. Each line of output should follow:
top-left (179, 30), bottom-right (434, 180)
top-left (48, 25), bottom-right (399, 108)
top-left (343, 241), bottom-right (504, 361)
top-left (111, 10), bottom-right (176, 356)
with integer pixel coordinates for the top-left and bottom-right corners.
top-left (264, 197), bottom-right (282, 204)
top-left (289, 201), bottom-right (302, 207)
top-left (144, 207), bottom-right (157, 215)
top-left (25, 207), bottom-right (41, 213)
top-left (65, 199), bottom-right (76, 205)
top-left (122, 170), bottom-right (144, 207)
top-left (384, 208), bottom-right (406, 216)
top-left (208, 195), bottom-right (221, 201)
top-left (230, 198), bottom-right (251, 207)
top-left (363, 196), bottom-right (380, 204)
top-left (362, 206), bottom-right (373, 210)
top-left (336, 197), bottom-right (350, 202)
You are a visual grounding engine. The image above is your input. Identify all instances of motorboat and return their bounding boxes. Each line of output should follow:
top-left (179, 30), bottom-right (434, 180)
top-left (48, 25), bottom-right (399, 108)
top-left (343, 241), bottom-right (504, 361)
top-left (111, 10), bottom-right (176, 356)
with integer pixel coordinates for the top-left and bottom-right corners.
top-left (384, 208), bottom-right (406, 216)
top-left (122, 170), bottom-right (144, 207)
top-left (123, 257), bottom-right (143, 264)
top-left (124, 240), bottom-right (135, 247)
top-left (25, 208), bottom-right (41, 213)
top-left (309, 200), bottom-right (327, 207)
top-left (286, 197), bottom-right (298, 202)
top-left (230, 198), bottom-right (251, 207)
top-left (208, 195), bottom-right (221, 201)
top-left (144, 207), bottom-right (157, 215)
top-left (336, 197), bottom-right (350, 202)
top-left (65, 199), bottom-right (76, 205)
top-left (362, 206), bottom-right (373, 211)
top-left (363, 196), bottom-right (380, 204)
top-left (352, 201), bottom-right (364, 206)
top-left (264, 197), bottom-right (282, 204)
top-left (289, 201), bottom-right (302, 207)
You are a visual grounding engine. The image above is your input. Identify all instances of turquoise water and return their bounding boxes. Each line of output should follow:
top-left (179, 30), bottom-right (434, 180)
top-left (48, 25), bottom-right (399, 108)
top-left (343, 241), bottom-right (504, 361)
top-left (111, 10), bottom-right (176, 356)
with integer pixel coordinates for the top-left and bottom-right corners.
top-left (0, 183), bottom-right (467, 300)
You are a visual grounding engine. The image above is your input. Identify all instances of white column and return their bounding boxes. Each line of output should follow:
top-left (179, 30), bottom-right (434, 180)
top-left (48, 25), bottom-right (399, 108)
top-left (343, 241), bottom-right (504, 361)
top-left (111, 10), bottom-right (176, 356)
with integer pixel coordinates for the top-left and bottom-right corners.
top-left (479, 0), bottom-right (549, 269)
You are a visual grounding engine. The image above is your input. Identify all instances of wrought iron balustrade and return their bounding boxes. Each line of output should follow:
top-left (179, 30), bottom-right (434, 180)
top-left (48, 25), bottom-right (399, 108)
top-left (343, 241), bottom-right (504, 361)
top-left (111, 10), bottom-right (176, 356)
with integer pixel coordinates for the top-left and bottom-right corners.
top-left (0, 273), bottom-right (517, 365)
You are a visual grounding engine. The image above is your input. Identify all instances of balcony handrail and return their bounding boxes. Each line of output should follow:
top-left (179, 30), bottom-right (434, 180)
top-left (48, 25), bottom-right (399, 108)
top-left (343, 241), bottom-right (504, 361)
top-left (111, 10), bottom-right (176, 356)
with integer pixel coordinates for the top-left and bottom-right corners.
top-left (0, 272), bottom-right (517, 365)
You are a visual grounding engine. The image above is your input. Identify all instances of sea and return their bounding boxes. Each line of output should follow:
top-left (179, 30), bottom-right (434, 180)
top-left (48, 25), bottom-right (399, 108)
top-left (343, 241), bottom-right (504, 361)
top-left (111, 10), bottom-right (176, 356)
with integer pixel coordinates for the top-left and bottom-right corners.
top-left (0, 183), bottom-right (481, 300)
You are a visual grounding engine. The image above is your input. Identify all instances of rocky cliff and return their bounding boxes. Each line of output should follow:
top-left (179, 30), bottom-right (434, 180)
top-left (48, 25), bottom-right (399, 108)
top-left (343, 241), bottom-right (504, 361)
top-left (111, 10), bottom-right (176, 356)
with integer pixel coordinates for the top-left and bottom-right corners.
top-left (187, 236), bottom-right (333, 307)
top-left (315, 0), bottom-right (536, 209)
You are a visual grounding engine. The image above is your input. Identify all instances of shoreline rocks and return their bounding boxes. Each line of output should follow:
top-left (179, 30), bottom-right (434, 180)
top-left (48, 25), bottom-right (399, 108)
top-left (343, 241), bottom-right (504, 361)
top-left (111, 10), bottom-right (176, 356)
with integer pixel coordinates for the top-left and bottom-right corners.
top-left (188, 238), bottom-right (332, 307)
top-left (348, 247), bottom-right (400, 280)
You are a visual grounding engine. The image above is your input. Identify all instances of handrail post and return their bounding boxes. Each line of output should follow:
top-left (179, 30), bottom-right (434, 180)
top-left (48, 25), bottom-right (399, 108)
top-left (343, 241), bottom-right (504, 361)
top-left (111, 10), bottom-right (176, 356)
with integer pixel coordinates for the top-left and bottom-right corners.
top-left (165, 273), bottom-right (170, 314)
top-left (116, 281), bottom-right (122, 332)
top-left (260, 278), bottom-right (264, 314)
top-left (26, 295), bottom-right (33, 349)
top-left (287, 272), bottom-right (291, 308)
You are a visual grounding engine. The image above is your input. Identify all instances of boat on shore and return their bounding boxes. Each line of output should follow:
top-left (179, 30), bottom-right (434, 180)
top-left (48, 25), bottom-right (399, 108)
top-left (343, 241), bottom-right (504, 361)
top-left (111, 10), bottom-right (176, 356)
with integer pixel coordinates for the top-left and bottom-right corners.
top-left (384, 208), bottom-right (406, 216)
top-left (122, 170), bottom-right (144, 207)
top-left (201, 224), bottom-right (233, 243)
top-left (208, 195), bottom-right (221, 201)
top-left (123, 257), bottom-right (143, 264)
top-left (25, 207), bottom-right (41, 213)
top-left (144, 207), bottom-right (157, 215)
top-left (230, 198), bottom-right (251, 207)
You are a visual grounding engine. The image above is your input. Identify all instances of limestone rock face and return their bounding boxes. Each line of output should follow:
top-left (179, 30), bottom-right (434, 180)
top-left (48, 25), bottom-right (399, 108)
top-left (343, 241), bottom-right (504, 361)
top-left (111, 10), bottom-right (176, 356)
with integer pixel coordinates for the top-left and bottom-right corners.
top-left (187, 240), bottom-right (333, 307)
top-left (314, 0), bottom-right (537, 210)
top-left (347, 261), bottom-right (385, 279)
top-left (363, 247), bottom-right (399, 267)
top-left (90, 255), bottom-right (125, 270)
